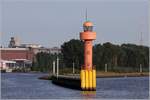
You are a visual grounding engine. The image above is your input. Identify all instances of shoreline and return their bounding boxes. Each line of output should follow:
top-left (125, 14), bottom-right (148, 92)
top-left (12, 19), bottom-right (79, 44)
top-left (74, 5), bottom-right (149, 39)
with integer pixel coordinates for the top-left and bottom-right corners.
top-left (38, 72), bottom-right (149, 80)
top-left (96, 72), bottom-right (149, 78)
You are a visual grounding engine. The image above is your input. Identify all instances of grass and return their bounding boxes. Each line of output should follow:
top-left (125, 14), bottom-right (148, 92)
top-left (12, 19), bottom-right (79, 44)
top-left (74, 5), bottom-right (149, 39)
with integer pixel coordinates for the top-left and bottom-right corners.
top-left (96, 71), bottom-right (149, 77)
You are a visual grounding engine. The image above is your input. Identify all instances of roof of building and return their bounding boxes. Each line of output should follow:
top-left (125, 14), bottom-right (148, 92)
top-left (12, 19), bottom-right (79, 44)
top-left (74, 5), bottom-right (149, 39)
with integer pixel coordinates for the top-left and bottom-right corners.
top-left (0, 48), bottom-right (27, 50)
top-left (0, 60), bottom-right (16, 63)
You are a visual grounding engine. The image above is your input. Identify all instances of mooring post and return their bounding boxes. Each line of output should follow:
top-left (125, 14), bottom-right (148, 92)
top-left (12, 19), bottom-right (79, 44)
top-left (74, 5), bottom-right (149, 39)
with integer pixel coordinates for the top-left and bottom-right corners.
top-left (73, 62), bottom-right (75, 74)
top-left (140, 64), bottom-right (142, 73)
top-left (105, 63), bottom-right (107, 72)
top-left (56, 57), bottom-right (59, 78)
top-left (53, 61), bottom-right (55, 75)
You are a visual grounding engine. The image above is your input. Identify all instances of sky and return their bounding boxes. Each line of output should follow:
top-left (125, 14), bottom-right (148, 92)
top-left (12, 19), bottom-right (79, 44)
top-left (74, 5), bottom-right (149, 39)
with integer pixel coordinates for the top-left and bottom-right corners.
top-left (0, 0), bottom-right (149, 48)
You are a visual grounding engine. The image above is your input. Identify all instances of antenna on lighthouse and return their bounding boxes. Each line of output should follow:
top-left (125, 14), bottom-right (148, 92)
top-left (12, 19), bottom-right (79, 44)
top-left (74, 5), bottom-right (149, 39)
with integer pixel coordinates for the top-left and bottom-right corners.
top-left (85, 8), bottom-right (88, 21)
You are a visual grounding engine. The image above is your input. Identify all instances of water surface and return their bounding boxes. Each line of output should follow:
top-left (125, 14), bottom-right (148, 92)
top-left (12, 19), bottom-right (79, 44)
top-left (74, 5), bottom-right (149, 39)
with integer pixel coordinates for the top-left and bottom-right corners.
top-left (1, 73), bottom-right (149, 99)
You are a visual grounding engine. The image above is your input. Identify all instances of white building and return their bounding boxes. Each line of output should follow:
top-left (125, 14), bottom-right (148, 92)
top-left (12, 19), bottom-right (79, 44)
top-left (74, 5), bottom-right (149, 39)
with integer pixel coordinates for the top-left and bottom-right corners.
top-left (0, 60), bottom-right (16, 72)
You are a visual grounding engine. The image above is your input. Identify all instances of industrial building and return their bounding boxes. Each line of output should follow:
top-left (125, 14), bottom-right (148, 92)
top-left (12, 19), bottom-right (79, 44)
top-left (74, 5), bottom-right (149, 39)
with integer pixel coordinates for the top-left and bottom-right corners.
top-left (0, 37), bottom-right (61, 72)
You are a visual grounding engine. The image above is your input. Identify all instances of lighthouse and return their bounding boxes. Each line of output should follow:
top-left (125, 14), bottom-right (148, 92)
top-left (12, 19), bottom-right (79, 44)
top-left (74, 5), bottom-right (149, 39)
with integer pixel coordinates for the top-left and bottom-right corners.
top-left (80, 21), bottom-right (96, 91)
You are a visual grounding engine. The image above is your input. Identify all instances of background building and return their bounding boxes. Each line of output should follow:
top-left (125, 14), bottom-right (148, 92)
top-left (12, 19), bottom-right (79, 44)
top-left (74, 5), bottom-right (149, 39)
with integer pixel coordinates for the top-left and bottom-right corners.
top-left (0, 37), bottom-right (61, 72)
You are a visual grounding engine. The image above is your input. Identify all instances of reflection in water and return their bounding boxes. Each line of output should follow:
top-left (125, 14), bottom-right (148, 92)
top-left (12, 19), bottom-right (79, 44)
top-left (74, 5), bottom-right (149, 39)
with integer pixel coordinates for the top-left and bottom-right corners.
top-left (81, 91), bottom-right (96, 99)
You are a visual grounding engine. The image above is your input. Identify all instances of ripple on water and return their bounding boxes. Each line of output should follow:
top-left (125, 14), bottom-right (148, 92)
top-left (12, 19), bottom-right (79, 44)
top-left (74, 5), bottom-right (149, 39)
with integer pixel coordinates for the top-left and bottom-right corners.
top-left (1, 73), bottom-right (149, 99)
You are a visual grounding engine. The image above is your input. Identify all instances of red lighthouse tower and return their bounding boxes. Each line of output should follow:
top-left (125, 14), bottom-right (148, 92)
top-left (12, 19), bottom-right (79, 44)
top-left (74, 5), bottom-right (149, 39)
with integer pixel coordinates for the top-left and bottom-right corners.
top-left (80, 21), bottom-right (96, 91)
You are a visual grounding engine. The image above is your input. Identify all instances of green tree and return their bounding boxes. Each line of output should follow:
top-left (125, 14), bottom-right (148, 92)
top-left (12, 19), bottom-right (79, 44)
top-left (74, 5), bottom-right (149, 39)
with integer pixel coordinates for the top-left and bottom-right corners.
top-left (32, 39), bottom-right (149, 73)
top-left (31, 52), bottom-right (59, 72)
top-left (93, 44), bottom-right (103, 70)
top-left (61, 39), bottom-right (84, 69)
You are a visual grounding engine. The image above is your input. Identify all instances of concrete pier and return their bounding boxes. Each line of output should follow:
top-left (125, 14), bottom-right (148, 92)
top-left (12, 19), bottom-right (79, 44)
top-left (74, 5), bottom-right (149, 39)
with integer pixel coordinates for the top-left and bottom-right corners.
top-left (51, 75), bottom-right (81, 90)
top-left (40, 72), bottom-right (149, 90)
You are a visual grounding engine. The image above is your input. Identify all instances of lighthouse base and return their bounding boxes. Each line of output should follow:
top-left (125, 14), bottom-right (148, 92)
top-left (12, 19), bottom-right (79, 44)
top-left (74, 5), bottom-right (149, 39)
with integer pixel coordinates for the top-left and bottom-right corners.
top-left (80, 69), bottom-right (96, 91)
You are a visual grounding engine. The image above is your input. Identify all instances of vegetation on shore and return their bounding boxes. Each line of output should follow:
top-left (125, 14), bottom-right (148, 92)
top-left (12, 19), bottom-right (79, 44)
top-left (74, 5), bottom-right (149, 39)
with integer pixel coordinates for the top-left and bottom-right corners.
top-left (96, 71), bottom-right (149, 77)
top-left (31, 39), bottom-right (149, 73)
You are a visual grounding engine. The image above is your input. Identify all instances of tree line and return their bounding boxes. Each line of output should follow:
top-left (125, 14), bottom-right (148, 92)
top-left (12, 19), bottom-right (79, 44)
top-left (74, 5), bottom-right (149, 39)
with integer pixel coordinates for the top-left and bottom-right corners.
top-left (31, 39), bottom-right (149, 72)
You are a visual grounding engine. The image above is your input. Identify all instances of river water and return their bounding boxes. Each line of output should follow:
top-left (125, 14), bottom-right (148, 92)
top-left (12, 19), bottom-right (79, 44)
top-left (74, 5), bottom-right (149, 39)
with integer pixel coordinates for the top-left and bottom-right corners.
top-left (1, 73), bottom-right (149, 99)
